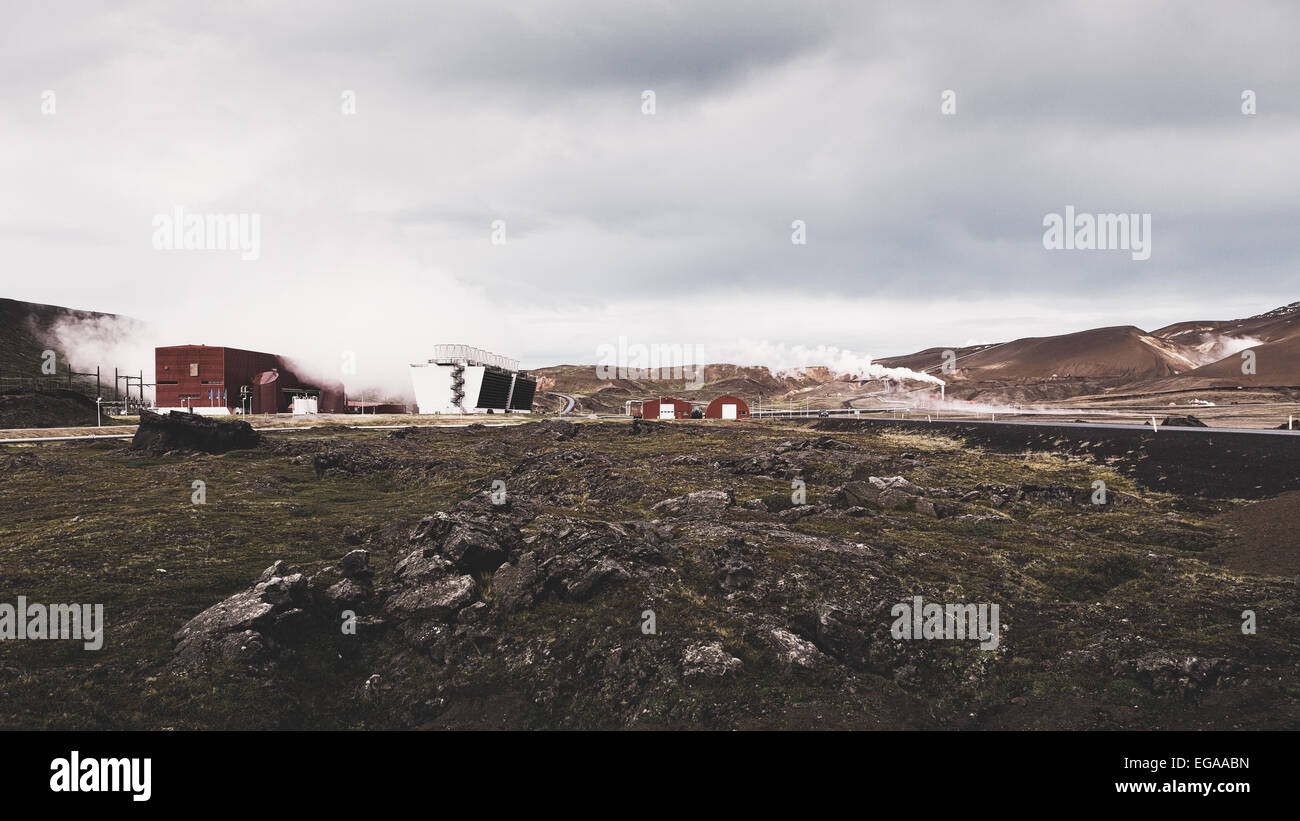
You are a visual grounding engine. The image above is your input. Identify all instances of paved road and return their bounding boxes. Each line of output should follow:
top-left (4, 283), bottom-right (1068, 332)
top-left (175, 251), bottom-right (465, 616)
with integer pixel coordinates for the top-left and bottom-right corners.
top-left (548, 392), bottom-right (577, 414)
top-left (0, 421), bottom-right (528, 444)
top-left (910, 417), bottom-right (1298, 436)
top-left (5, 411), bottom-right (1295, 444)
top-left (755, 411), bottom-right (1299, 436)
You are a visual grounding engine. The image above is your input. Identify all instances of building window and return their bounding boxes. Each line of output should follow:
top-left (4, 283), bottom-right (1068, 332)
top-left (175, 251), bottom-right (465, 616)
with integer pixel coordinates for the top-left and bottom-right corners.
top-left (190, 363), bottom-right (199, 377)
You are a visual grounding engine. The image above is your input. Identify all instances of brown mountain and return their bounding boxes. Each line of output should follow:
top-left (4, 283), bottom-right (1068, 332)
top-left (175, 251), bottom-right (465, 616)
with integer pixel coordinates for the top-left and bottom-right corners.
top-left (537, 303), bottom-right (1300, 411)
top-left (949, 326), bottom-right (1191, 380)
top-left (876, 301), bottom-right (1300, 401)
top-left (1138, 334), bottom-right (1300, 390)
top-left (1151, 300), bottom-right (1300, 348)
top-left (1131, 301), bottom-right (1300, 389)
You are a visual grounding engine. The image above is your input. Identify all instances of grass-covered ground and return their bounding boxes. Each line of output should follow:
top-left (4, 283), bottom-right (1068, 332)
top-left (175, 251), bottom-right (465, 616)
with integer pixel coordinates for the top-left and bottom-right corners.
top-left (1, 418), bottom-right (1297, 729)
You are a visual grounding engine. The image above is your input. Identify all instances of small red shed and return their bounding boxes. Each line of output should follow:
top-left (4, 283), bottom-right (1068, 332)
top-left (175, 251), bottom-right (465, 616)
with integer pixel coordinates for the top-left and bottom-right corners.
top-left (639, 396), bottom-right (693, 420)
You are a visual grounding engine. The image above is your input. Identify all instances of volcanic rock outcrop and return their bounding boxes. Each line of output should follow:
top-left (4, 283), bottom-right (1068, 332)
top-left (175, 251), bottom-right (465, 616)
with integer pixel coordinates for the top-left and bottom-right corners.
top-left (131, 409), bottom-right (261, 455)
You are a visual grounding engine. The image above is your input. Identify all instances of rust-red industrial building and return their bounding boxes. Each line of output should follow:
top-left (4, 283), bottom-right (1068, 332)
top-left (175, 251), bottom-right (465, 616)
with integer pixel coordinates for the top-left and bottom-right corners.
top-left (155, 345), bottom-right (346, 413)
top-left (704, 395), bottom-right (749, 419)
top-left (638, 396), bottom-right (696, 419)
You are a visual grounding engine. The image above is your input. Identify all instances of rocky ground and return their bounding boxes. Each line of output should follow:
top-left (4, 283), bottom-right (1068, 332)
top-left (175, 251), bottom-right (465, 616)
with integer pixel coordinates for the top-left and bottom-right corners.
top-left (1, 416), bottom-right (1298, 729)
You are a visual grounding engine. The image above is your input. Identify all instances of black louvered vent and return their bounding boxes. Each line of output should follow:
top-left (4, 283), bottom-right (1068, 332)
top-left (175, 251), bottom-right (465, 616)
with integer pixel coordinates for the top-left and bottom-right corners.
top-left (476, 370), bottom-right (513, 409)
top-left (509, 376), bottom-right (537, 410)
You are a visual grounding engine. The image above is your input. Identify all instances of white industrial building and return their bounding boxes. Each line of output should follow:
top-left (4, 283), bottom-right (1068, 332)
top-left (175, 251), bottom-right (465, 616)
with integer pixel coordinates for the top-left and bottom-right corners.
top-left (410, 344), bottom-right (537, 414)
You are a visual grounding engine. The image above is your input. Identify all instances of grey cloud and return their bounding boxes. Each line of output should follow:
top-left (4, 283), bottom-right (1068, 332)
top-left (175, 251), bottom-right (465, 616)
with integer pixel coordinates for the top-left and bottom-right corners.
top-left (2, 0), bottom-right (1297, 369)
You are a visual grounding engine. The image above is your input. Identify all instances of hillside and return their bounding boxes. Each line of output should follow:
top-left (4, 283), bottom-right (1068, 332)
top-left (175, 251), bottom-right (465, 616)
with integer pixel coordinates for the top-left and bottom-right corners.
top-left (875, 301), bottom-right (1300, 403)
top-left (0, 297), bottom-right (140, 426)
top-left (532, 363), bottom-right (824, 414)
top-left (1132, 334), bottom-right (1300, 392)
top-left (0, 297), bottom-right (123, 381)
top-left (0, 388), bottom-right (120, 428)
top-left (953, 326), bottom-right (1191, 380)
top-left (873, 343), bottom-right (996, 373)
top-left (536, 303), bottom-right (1300, 413)
top-left (1151, 300), bottom-right (1300, 348)
top-left (1122, 302), bottom-right (1300, 392)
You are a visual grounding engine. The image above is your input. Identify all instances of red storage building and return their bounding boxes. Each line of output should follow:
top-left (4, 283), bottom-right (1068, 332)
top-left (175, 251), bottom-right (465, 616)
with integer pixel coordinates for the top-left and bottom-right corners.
top-left (704, 395), bottom-right (750, 419)
top-left (639, 396), bottom-right (694, 420)
top-left (155, 345), bottom-right (346, 413)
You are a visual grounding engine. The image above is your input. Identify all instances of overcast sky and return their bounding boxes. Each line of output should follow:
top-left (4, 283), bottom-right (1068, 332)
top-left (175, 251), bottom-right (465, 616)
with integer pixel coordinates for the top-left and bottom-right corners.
top-left (3, 0), bottom-right (1299, 392)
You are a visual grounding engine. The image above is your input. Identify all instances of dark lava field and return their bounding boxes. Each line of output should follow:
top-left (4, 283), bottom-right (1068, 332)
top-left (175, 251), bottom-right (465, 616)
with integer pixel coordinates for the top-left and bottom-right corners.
top-left (1, 415), bottom-right (1297, 729)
